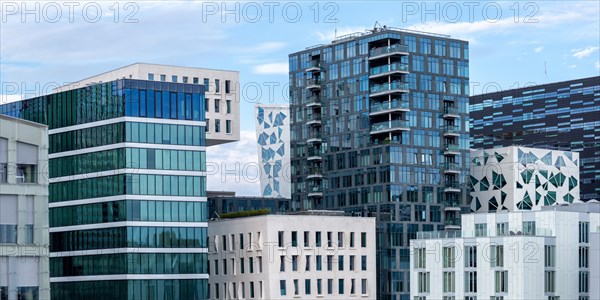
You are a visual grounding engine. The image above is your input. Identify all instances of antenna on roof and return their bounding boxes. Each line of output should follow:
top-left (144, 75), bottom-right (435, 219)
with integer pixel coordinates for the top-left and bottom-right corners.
top-left (373, 21), bottom-right (383, 32)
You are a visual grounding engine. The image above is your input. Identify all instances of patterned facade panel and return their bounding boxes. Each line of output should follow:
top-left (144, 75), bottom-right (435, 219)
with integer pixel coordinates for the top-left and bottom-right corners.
top-left (470, 146), bottom-right (580, 212)
top-left (255, 105), bottom-right (291, 198)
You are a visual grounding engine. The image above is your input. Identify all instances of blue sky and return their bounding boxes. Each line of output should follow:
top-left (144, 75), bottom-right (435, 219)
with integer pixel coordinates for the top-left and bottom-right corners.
top-left (1, 1), bottom-right (599, 195)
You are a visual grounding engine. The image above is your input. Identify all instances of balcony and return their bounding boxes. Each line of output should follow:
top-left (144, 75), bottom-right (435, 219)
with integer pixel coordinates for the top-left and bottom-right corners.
top-left (443, 106), bottom-right (459, 119)
top-left (369, 81), bottom-right (409, 97)
top-left (442, 200), bottom-right (461, 211)
top-left (307, 148), bottom-right (323, 161)
top-left (370, 120), bottom-right (410, 134)
top-left (307, 132), bottom-right (322, 143)
top-left (445, 217), bottom-right (461, 230)
top-left (442, 125), bottom-right (460, 137)
top-left (306, 114), bottom-right (322, 125)
top-left (308, 185), bottom-right (323, 197)
top-left (307, 168), bottom-right (323, 179)
top-left (440, 162), bottom-right (460, 174)
top-left (416, 230), bottom-right (462, 240)
top-left (443, 144), bottom-right (460, 155)
top-left (369, 62), bottom-right (409, 79)
top-left (369, 43), bottom-right (409, 60)
top-left (369, 99), bottom-right (410, 116)
top-left (305, 95), bottom-right (321, 108)
top-left (444, 180), bottom-right (461, 193)
top-left (306, 78), bottom-right (322, 90)
top-left (306, 60), bottom-right (324, 72)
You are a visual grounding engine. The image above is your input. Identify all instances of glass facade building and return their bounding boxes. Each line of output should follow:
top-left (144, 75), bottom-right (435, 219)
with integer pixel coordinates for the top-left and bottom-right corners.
top-left (288, 28), bottom-right (470, 300)
top-left (0, 79), bottom-right (209, 299)
top-left (470, 76), bottom-right (600, 201)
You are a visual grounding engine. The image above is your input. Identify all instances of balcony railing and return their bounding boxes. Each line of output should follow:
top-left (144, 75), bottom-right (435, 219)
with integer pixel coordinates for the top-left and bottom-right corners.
top-left (306, 95), bottom-right (321, 106)
top-left (444, 144), bottom-right (460, 152)
top-left (309, 185), bottom-right (323, 193)
top-left (416, 231), bottom-right (462, 240)
top-left (371, 120), bottom-right (409, 132)
top-left (309, 168), bottom-right (322, 176)
top-left (442, 200), bottom-right (461, 208)
top-left (306, 78), bottom-right (322, 87)
top-left (440, 162), bottom-right (460, 172)
top-left (443, 125), bottom-right (460, 134)
top-left (308, 132), bottom-right (322, 140)
top-left (369, 63), bottom-right (409, 76)
top-left (306, 60), bottom-right (323, 70)
top-left (444, 180), bottom-right (460, 189)
top-left (445, 217), bottom-right (461, 226)
top-left (306, 114), bottom-right (322, 122)
top-left (369, 43), bottom-right (409, 57)
top-left (370, 81), bottom-right (409, 94)
top-left (443, 106), bottom-right (459, 115)
top-left (370, 99), bottom-right (410, 114)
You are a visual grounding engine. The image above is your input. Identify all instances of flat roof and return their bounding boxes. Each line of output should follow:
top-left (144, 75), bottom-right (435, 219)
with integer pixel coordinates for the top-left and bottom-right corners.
top-left (0, 114), bottom-right (48, 129)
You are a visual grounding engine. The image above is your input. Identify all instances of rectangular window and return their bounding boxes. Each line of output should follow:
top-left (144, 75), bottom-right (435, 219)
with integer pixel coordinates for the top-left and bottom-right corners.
top-left (215, 79), bottom-right (220, 93)
top-left (214, 99), bottom-right (220, 113)
top-left (327, 255), bottom-right (333, 271)
top-left (222, 259), bottom-right (227, 275)
top-left (495, 271), bottom-right (508, 293)
top-left (361, 232), bottom-right (367, 247)
top-left (580, 247), bottom-right (589, 268)
top-left (317, 279), bottom-right (322, 295)
top-left (496, 222), bottom-right (508, 236)
top-left (417, 272), bottom-right (430, 293)
top-left (225, 80), bottom-right (231, 93)
top-left (293, 279), bottom-right (299, 295)
top-left (239, 233), bottom-right (244, 249)
top-left (183, 76), bottom-right (188, 83)
top-left (203, 78), bottom-right (209, 91)
top-left (475, 223), bottom-right (487, 237)
top-left (443, 246), bottom-right (455, 268)
top-left (337, 232), bottom-right (344, 247)
top-left (327, 231), bottom-right (333, 247)
top-left (291, 231), bottom-right (298, 247)
top-left (240, 258), bottom-right (245, 274)
top-left (258, 256), bottom-right (263, 273)
top-left (214, 260), bottom-right (218, 275)
top-left (160, 74), bottom-right (166, 82)
top-left (305, 279), bottom-right (311, 295)
top-left (580, 271), bottom-right (589, 293)
top-left (414, 248), bottom-right (426, 269)
top-left (523, 221), bottom-right (536, 235)
top-left (222, 235), bottom-right (227, 251)
top-left (205, 118), bottom-right (210, 132)
top-left (226, 100), bottom-right (231, 113)
top-left (193, 77), bottom-right (199, 84)
top-left (338, 255), bottom-right (344, 271)
top-left (443, 271), bottom-right (455, 293)
top-left (338, 279), bottom-right (344, 294)
top-left (215, 119), bottom-right (220, 133)
top-left (280, 256), bottom-right (285, 272)
top-left (349, 255), bottom-right (355, 271)
top-left (361, 255), bottom-right (367, 271)
top-left (490, 245), bottom-right (504, 267)
top-left (465, 271), bottom-right (477, 293)
top-left (580, 222), bottom-right (589, 243)
top-left (361, 279), bottom-right (367, 295)
top-left (172, 75), bottom-right (178, 83)
top-left (316, 255), bottom-right (322, 271)
top-left (327, 279), bottom-right (333, 295)
top-left (249, 257), bottom-right (254, 273)
top-left (303, 231), bottom-right (310, 247)
top-left (316, 231), bottom-right (322, 247)
top-left (545, 245), bottom-right (555, 267)
top-left (545, 270), bottom-right (555, 293)
top-left (280, 280), bottom-right (286, 296)
top-left (305, 255), bottom-right (311, 271)
top-left (465, 246), bottom-right (477, 268)
top-left (148, 73), bottom-right (154, 80)
top-left (350, 232), bottom-right (355, 247)
top-left (278, 231), bottom-right (284, 247)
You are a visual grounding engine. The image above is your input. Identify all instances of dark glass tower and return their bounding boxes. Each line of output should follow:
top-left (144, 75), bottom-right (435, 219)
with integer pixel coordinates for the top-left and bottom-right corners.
top-left (0, 79), bottom-right (209, 299)
top-left (288, 27), bottom-right (470, 300)
top-left (470, 76), bottom-right (600, 201)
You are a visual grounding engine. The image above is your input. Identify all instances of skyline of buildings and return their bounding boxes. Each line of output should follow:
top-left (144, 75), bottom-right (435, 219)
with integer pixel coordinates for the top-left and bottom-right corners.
top-left (288, 27), bottom-right (470, 300)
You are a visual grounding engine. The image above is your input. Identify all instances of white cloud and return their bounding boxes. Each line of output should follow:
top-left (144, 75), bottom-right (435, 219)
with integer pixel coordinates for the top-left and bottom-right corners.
top-left (206, 131), bottom-right (261, 196)
top-left (568, 64), bottom-right (577, 69)
top-left (534, 46), bottom-right (544, 53)
top-left (595, 61), bottom-right (600, 69)
top-left (253, 62), bottom-right (288, 74)
top-left (571, 46), bottom-right (599, 59)
top-left (251, 42), bottom-right (286, 53)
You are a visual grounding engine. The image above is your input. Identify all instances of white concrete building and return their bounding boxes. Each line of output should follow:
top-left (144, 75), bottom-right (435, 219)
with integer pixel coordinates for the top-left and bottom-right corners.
top-left (254, 105), bottom-right (290, 198)
top-left (0, 114), bottom-right (50, 300)
top-left (410, 202), bottom-right (600, 300)
top-left (208, 211), bottom-right (377, 299)
top-left (55, 62), bottom-right (240, 146)
top-left (470, 146), bottom-right (580, 212)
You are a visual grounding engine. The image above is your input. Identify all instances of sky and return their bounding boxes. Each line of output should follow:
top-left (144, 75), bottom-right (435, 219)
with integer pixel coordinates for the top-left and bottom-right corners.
top-left (1, 0), bottom-right (599, 195)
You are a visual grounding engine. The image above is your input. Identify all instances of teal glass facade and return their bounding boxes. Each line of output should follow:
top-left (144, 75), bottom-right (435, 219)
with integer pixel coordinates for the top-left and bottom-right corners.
top-left (289, 29), bottom-right (469, 300)
top-left (0, 79), bottom-right (208, 300)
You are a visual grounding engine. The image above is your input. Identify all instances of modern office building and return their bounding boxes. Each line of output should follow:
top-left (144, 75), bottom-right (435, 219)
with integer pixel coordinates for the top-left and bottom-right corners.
top-left (55, 62), bottom-right (240, 146)
top-left (207, 191), bottom-right (291, 218)
top-left (470, 76), bottom-right (600, 201)
top-left (255, 104), bottom-right (291, 198)
top-left (207, 211), bottom-right (377, 299)
top-left (1, 79), bottom-right (209, 299)
top-left (289, 26), bottom-right (469, 299)
top-left (410, 201), bottom-right (600, 300)
top-left (0, 115), bottom-right (50, 300)
top-left (470, 146), bottom-right (581, 212)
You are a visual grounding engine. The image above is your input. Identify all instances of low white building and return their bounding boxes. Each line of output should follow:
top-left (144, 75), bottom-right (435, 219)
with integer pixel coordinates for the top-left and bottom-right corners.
top-left (410, 202), bottom-right (600, 300)
top-left (470, 146), bottom-right (580, 212)
top-left (208, 211), bottom-right (376, 299)
top-left (0, 115), bottom-right (50, 300)
top-left (55, 62), bottom-right (240, 146)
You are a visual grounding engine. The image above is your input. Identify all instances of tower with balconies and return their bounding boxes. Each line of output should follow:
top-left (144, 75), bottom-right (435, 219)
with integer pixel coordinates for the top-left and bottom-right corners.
top-left (289, 27), bottom-right (469, 299)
